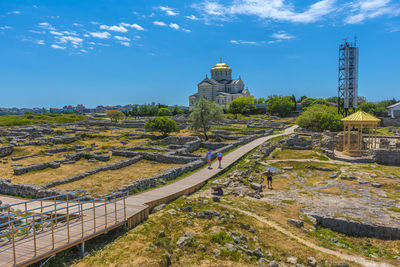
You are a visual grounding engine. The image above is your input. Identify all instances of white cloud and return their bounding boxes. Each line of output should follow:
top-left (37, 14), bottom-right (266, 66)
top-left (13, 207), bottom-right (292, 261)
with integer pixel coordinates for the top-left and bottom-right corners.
top-left (62, 31), bottom-right (77, 35)
top-left (90, 21), bottom-right (100, 25)
top-left (0, 26), bottom-right (12, 30)
top-left (230, 40), bottom-right (259, 45)
top-left (134, 35), bottom-right (141, 39)
top-left (7, 11), bottom-right (21, 15)
top-left (119, 23), bottom-right (145, 31)
top-left (73, 23), bottom-right (83, 27)
top-left (83, 33), bottom-right (90, 37)
top-left (185, 14), bottom-right (199, 20)
top-left (120, 41), bottom-right (131, 47)
top-left (29, 30), bottom-right (44, 34)
top-left (271, 31), bottom-right (295, 40)
top-left (100, 24), bottom-right (128, 33)
top-left (56, 36), bottom-right (83, 45)
top-left (50, 31), bottom-right (63, 36)
top-left (153, 21), bottom-right (167, 26)
top-left (115, 35), bottom-right (130, 41)
top-left (89, 31), bottom-right (111, 39)
top-left (159, 6), bottom-right (179, 16)
top-left (37, 40), bottom-right (45, 45)
top-left (169, 23), bottom-right (180, 30)
top-left (194, 0), bottom-right (336, 23)
top-left (51, 44), bottom-right (66, 50)
top-left (344, 0), bottom-right (400, 24)
top-left (182, 28), bottom-right (192, 33)
top-left (38, 22), bottom-right (55, 30)
top-left (80, 49), bottom-right (88, 53)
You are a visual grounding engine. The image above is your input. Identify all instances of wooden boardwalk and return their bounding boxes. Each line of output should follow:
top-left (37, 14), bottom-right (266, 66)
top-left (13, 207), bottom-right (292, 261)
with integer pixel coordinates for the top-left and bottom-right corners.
top-left (0, 126), bottom-right (296, 267)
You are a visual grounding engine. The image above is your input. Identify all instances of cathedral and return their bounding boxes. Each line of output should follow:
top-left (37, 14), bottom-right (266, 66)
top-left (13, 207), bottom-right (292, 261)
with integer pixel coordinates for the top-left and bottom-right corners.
top-left (189, 59), bottom-right (251, 109)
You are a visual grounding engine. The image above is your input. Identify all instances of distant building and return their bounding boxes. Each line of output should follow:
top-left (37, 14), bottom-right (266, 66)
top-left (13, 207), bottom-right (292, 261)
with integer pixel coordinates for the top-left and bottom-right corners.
top-left (189, 59), bottom-right (251, 109)
top-left (387, 102), bottom-right (400, 118)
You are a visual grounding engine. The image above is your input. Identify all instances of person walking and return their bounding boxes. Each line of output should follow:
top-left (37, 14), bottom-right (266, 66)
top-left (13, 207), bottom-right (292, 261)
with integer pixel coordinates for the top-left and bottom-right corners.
top-left (206, 149), bottom-right (212, 169)
top-left (263, 169), bottom-right (273, 189)
top-left (217, 151), bottom-right (222, 169)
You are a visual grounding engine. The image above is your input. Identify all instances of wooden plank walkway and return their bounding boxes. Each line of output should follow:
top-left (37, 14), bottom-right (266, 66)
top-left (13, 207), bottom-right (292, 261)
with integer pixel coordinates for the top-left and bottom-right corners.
top-left (0, 126), bottom-right (296, 267)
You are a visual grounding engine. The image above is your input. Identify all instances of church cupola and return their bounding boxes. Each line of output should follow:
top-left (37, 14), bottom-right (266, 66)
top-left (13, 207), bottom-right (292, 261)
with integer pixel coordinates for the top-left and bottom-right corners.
top-left (211, 58), bottom-right (232, 82)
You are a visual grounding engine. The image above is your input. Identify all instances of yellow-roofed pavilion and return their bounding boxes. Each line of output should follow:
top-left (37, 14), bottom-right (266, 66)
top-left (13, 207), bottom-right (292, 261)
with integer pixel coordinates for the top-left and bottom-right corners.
top-left (341, 110), bottom-right (381, 156)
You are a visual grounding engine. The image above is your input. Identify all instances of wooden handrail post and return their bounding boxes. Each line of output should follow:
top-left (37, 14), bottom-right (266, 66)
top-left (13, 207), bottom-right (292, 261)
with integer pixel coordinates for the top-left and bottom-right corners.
top-left (51, 212), bottom-right (55, 250)
top-left (93, 201), bottom-right (96, 233)
top-left (67, 201), bottom-right (70, 243)
top-left (104, 198), bottom-right (107, 229)
top-left (114, 195), bottom-right (117, 223)
top-left (40, 200), bottom-right (43, 231)
top-left (123, 193), bottom-right (127, 221)
top-left (25, 202), bottom-right (28, 225)
top-left (33, 215), bottom-right (37, 257)
top-left (80, 203), bottom-right (84, 238)
top-left (11, 221), bottom-right (16, 265)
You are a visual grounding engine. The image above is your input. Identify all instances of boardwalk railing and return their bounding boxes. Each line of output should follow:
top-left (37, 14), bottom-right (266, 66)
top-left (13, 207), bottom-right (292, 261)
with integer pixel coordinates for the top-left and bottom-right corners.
top-left (0, 191), bottom-right (128, 267)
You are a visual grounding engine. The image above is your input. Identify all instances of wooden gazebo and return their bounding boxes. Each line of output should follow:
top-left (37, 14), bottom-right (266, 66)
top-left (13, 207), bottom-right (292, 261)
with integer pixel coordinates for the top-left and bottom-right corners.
top-left (341, 110), bottom-right (380, 156)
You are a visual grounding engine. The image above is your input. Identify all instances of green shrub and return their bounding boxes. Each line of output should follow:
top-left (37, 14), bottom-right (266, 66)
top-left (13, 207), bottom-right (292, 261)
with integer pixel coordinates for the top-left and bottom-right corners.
top-left (266, 95), bottom-right (295, 117)
top-left (157, 108), bottom-right (172, 116)
top-left (144, 117), bottom-right (180, 136)
top-left (296, 104), bottom-right (343, 131)
top-left (211, 231), bottom-right (233, 245)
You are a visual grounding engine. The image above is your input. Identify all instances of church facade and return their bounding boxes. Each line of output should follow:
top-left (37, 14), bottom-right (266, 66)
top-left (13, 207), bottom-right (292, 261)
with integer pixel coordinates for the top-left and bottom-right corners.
top-left (189, 59), bottom-right (251, 109)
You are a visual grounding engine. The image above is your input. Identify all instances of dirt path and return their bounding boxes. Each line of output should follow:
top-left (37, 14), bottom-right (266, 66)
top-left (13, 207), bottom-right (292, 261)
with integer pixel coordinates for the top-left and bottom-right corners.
top-left (222, 205), bottom-right (395, 267)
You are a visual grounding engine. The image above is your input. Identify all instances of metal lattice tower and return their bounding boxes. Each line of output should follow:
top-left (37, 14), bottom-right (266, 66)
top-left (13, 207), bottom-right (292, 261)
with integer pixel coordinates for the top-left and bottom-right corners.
top-left (338, 38), bottom-right (359, 116)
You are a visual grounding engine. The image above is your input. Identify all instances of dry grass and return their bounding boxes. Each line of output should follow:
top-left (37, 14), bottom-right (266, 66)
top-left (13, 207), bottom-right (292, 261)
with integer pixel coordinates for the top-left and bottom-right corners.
top-left (11, 155), bottom-right (124, 185)
top-left (73, 196), bottom-right (349, 267)
top-left (56, 160), bottom-right (182, 195)
top-left (270, 149), bottom-right (328, 160)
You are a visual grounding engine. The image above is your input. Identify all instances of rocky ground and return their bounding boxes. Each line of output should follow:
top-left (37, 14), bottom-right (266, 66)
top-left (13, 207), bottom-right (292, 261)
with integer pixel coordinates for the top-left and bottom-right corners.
top-left (47, 135), bottom-right (399, 267)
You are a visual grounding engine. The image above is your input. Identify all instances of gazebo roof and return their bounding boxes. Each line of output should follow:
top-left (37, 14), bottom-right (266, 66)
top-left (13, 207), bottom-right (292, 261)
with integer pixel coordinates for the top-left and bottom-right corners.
top-left (342, 110), bottom-right (380, 123)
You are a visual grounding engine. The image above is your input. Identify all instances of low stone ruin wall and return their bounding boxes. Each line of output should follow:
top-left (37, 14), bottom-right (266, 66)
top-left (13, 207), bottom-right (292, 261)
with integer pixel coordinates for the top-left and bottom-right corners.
top-left (118, 159), bottom-right (205, 193)
top-left (0, 178), bottom-right (65, 199)
top-left (43, 156), bottom-right (143, 188)
top-left (0, 145), bottom-right (13, 157)
top-left (280, 134), bottom-right (312, 150)
top-left (14, 161), bottom-right (60, 175)
top-left (311, 214), bottom-right (400, 240)
top-left (382, 117), bottom-right (400, 127)
top-left (373, 149), bottom-right (400, 165)
top-left (201, 141), bottom-right (229, 150)
top-left (112, 150), bottom-right (197, 164)
top-left (11, 136), bottom-right (79, 146)
top-left (65, 152), bottom-right (110, 162)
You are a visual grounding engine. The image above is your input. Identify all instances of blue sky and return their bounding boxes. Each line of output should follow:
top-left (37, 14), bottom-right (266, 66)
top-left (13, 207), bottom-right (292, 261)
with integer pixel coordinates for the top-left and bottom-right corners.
top-left (0, 0), bottom-right (399, 108)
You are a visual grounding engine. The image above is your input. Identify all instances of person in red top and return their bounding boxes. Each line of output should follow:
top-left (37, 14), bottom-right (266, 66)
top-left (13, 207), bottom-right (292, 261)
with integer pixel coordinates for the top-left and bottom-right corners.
top-left (217, 152), bottom-right (222, 169)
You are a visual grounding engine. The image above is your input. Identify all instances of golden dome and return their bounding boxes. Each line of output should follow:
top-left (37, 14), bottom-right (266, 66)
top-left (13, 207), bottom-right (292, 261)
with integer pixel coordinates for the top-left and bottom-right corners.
top-left (212, 58), bottom-right (231, 70)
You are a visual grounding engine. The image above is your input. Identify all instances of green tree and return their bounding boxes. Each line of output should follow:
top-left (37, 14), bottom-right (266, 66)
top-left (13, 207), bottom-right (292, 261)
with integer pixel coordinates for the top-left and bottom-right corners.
top-left (290, 95), bottom-right (297, 111)
top-left (190, 98), bottom-right (224, 140)
top-left (326, 96), bottom-right (339, 103)
top-left (172, 105), bottom-right (184, 115)
top-left (358, 102), bottom-right (377, 115)
top-left (296, 104), bottom-right (343, 131)
top-left (144, 117), bottom-right (180, 136)
top-left (254, 97), bottom-right (266, 104)
top-left (157, 108), bottom-right (172, 116)
top-left (377, 98), bottom-right (397, 108)
top-left (266, 95), bottom-right (295, 117)
top-left (106, 110), bottom-right (125, 123)
top-left (228, 96), bottom-right (256, 118)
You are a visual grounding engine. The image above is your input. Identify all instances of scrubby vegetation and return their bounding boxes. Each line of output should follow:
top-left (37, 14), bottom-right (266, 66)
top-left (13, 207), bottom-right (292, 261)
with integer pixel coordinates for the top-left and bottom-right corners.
top-left (296, 104), bottom-right (343, 131)
top-left (0, 114), bottom-right (85, 126)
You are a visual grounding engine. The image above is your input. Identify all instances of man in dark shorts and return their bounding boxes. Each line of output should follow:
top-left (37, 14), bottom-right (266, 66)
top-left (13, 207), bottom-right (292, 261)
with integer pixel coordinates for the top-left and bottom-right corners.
top-left (264, 169), bottom-right (273, 190)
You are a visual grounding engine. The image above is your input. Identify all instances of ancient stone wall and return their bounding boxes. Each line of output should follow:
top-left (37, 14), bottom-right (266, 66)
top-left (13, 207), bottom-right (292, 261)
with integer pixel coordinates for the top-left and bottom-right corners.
top-left (373, 149), bottom-right (400, 165)
top-left (280, 134), bottom-right (312, 150)
top-left (382, 117), bottom-right (400, 127)
top-left (0, 178), bottom-right (64, 199)
top-left (0, 145), bottom-right (13, 157)
top-left (311, 214), bottom-right (400, 240)
top-left (14, 161), bottom-right (60, 175)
